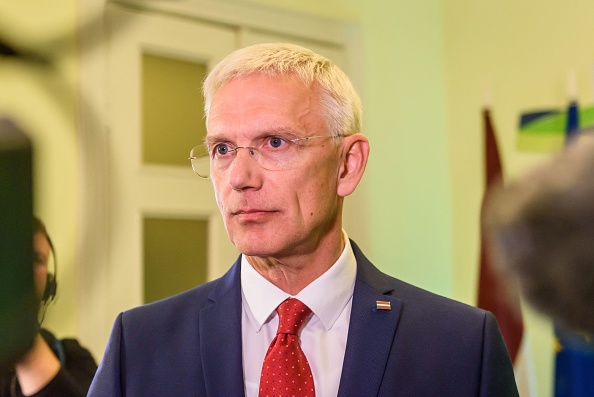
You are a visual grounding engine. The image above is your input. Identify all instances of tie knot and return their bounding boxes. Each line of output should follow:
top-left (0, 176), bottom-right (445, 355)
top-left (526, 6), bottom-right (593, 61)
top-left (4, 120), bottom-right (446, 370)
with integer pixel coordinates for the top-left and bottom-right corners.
top-left (276, 298), bottom-right (312, 335)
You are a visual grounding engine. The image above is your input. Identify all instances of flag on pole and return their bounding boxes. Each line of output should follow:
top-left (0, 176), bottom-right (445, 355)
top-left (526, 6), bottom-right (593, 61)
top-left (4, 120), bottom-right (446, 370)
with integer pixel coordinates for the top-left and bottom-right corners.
top-left (554, 98), bottom-right (594, 397)
top-left (555, 327), bottom-right (594, 397)
top-left (565, 100), bottom-right (580, 144)
top-left (477, 108), bottom-right (524, 363)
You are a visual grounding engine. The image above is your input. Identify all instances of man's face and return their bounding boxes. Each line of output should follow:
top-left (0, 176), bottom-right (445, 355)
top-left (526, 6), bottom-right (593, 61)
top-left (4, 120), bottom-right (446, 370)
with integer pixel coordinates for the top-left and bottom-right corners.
top-left (207, 73), bottom-right (343, 259)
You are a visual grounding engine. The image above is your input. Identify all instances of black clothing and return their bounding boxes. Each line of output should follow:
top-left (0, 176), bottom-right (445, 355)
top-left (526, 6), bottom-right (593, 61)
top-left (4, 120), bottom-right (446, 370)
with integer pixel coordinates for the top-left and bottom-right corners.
top-left (0, 329), bottom-right (97, 397)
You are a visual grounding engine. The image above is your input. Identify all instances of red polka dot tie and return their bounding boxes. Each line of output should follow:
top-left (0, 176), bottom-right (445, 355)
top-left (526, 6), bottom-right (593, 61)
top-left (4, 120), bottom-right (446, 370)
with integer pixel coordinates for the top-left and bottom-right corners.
top-left (259, 298), bottom-right (315, 397)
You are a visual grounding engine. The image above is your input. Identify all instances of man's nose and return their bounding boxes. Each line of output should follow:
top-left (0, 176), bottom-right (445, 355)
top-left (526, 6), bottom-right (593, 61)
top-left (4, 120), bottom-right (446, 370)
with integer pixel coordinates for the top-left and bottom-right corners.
top-left (228, 147), bottom-right (261, 190)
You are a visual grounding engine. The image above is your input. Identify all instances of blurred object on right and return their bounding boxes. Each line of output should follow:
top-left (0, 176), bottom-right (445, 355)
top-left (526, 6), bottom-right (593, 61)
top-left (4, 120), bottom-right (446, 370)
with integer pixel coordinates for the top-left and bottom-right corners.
top-left (484, 134), bottom-right (594, 396)
top-left (485, 135), bottom-right (594, 334)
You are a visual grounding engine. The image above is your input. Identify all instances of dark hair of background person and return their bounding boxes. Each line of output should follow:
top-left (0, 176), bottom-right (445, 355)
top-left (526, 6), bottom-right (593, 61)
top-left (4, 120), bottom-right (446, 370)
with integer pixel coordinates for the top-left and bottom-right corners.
top-left (484, 135), bottom-right (594, 334)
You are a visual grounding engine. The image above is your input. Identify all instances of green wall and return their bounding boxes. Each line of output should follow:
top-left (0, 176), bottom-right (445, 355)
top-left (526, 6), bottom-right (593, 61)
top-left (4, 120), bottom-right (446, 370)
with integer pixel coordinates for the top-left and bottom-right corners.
top-left (251, 0), bottom-right (454, 297)
top-left (443, 2), bottom-right (594, 395)
top-left (363, 1), bottom-right (452, 297)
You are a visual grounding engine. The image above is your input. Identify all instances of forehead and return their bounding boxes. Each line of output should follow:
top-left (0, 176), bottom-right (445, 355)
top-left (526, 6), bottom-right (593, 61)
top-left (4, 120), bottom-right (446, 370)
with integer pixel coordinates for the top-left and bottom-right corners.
top-left (34, 231), bottom-right (50, 254)
top-left (206, 73), bottom-right (324, 138)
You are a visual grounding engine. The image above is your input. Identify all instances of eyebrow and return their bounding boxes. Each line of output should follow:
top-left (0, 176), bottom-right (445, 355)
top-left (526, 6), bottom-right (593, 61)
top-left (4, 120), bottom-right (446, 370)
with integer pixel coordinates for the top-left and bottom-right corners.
top-left (204, 128), bottom-right (299, 147)
top-left (203, 135), bottom-right (221, 147)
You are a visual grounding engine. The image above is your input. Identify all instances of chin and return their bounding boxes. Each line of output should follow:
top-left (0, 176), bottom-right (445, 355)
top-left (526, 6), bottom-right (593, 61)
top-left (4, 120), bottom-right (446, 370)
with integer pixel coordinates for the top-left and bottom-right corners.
top-left (230, 232), bottom-right (286, 257)
top-left (232, 240), bottom-right (272, 257)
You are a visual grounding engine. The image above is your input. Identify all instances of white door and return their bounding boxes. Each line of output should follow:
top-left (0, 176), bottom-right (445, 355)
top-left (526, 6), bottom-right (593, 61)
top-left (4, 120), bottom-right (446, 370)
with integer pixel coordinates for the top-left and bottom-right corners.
top-left (85, 4), bottom-right (239, 354)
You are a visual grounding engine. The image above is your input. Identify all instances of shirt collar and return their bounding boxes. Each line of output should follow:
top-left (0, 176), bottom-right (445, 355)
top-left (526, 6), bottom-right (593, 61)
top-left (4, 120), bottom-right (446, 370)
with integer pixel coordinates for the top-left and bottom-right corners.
top-left (241, 231), bottom-right (357, 332)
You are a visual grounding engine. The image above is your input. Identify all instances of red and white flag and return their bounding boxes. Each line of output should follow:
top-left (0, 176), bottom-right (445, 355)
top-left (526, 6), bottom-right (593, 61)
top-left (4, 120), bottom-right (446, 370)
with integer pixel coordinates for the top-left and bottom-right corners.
top-left (477, 108), bottom-right (530, 395)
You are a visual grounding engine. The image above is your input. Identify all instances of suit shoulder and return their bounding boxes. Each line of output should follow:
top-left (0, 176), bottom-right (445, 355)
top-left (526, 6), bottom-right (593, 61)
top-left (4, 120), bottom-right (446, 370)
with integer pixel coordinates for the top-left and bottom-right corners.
top-left (352, 240), bottom-right (488, 321)
top-left (385, 276), bottom-right (494, 336)
top-left (395, 277), bottom-right (482, 313)
top-left (364, 264), bottom-right (487, 322)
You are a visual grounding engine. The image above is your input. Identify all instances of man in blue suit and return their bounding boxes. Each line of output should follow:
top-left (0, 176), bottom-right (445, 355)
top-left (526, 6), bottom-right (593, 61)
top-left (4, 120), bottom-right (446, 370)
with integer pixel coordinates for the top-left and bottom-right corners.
top-left (88, 43), bottom-right (518, 397)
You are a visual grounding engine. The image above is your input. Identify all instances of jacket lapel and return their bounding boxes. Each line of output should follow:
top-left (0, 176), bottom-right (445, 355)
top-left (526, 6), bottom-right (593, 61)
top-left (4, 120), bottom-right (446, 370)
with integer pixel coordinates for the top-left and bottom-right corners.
top-left (337, 241), bottom-right (402, 397)
top-left (199, 258), bottom-right (246, 397)
top-left (197, 243), bottom-right (401, 397)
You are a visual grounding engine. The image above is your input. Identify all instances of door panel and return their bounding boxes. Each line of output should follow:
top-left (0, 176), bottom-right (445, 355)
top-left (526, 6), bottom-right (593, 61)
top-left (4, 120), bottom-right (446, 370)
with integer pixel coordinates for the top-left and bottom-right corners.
top-left (104, 5), bottom-right (238, 326)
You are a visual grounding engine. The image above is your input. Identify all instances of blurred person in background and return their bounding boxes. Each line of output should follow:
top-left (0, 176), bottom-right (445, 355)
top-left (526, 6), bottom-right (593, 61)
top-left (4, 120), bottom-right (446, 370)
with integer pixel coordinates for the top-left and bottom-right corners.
top-left (0, 217), bottom-right (97, 397)
top-left (485, 136), bottom-right (594, 334)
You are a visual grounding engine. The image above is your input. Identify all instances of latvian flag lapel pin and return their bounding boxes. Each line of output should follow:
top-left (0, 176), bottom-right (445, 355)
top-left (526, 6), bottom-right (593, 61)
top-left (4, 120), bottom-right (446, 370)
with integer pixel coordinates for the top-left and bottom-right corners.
top-left (375, 301), bottom-right (391, 311)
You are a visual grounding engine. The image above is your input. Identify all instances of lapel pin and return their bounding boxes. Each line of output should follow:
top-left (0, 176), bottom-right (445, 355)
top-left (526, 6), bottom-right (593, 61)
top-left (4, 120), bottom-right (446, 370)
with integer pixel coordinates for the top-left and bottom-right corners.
top-left (375, 301), bottom-right (391, 311)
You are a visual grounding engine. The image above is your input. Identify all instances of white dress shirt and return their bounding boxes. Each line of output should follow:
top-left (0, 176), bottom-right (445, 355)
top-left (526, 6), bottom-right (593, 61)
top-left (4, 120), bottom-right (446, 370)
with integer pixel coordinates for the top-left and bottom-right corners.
top-left (241, 233), bottom-right (357, 397)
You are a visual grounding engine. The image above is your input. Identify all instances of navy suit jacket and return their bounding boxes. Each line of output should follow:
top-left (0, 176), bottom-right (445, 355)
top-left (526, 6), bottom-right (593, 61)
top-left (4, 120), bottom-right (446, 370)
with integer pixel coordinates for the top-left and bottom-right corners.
top-left (88, 241), bottom-right (518, 396)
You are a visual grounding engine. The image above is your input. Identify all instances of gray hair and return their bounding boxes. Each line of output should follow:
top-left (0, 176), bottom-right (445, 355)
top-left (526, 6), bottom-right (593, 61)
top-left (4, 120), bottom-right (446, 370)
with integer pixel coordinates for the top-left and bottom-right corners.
top-left (485, 136), bottom-right (594, 333)
top-left (202, 42), bottom-right (362, 139)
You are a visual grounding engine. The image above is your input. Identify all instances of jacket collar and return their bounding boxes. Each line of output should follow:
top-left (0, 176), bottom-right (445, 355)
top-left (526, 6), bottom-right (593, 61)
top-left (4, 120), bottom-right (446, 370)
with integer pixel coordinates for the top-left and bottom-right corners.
top-left (200, 240), bottom-right (402, 397)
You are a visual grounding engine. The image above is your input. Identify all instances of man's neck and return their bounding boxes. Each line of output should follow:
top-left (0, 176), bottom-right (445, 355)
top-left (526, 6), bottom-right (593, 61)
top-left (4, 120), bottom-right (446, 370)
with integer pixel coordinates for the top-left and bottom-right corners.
top-left (246, 233), bottom-right (346, 295)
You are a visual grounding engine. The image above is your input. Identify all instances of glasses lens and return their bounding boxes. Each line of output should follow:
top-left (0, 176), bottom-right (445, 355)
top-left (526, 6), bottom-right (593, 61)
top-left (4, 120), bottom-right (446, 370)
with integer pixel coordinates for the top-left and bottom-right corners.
top-left (257, 134), bottom-right (301, 171)
top-left (189, 145), bottom-right (210, 178)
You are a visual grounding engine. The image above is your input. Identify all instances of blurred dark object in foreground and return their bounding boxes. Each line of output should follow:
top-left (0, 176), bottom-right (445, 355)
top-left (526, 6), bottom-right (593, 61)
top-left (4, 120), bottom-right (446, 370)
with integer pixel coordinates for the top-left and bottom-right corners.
top-left (485, 136), bottom-right (594, 334)
top-left (0, 118), bottom-right (37, 371)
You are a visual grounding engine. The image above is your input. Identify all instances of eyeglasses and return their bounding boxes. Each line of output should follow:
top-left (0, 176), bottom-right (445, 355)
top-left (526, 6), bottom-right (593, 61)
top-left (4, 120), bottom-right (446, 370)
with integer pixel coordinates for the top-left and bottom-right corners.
top-left (189, 133), bottom-right (344, 179)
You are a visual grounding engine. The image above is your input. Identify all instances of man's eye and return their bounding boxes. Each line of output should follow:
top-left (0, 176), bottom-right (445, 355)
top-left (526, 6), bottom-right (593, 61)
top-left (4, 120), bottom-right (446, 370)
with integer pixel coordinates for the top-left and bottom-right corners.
top-left (215, 144), bottom-right (231, 156)
top-left (268, 137), bottom-right (286, 149)
top-left (34, 255), bottom-right (45, 266)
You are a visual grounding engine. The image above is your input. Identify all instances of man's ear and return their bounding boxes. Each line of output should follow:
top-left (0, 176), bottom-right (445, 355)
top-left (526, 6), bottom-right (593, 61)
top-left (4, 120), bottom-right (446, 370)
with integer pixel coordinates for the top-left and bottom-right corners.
top-left (337, 133), bottom-right (370, 197)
